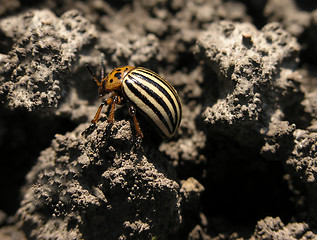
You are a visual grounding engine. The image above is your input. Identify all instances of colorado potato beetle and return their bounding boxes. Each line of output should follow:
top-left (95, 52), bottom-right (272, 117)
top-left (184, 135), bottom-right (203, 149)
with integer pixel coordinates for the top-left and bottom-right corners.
top-left (84, 59), bottom-right (182, 141)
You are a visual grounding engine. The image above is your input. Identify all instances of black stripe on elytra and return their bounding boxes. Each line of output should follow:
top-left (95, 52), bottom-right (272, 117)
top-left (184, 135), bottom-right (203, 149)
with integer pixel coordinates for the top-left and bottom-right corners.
top-left (135, 68), bottom-right (179, 97)
top-left (133, 68), bottom-right (180, 103)
top-left (128, 75), bottom-right (174, 129)
top-left (136, 68), bottom-right (182, 134)
top-left (125, 77), bottom-right (172, 134)
top-left (136, 68), bottom-right (177, 92)
top-left (131, 71), bottom-right (179, 124)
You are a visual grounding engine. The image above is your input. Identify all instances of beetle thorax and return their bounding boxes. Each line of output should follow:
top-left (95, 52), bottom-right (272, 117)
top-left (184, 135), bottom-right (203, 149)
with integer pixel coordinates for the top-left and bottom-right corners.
top-left (99, 66), bottom-right (135, 94)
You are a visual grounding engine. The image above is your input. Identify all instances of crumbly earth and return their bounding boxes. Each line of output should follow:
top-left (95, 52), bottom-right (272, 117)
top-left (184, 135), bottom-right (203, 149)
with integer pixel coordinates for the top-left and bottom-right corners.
top-left (0, 0), bottom-right (316, 239)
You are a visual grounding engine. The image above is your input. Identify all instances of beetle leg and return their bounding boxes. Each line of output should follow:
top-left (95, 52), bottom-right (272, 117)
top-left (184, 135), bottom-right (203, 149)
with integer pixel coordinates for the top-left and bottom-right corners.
top-left (107, 95), bottom-right (120, 124)
top-left (91, 97), bottom-right (114, 125)
top-left (91, 101), bottom-right (106, 125)
top-left (82, 96), bottom-right (114, 136)
top-left (128, 105), bottom-right (144, 141)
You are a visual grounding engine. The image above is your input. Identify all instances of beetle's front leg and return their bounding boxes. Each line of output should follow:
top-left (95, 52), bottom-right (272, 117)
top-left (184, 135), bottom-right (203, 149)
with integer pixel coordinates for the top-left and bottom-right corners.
top-left (106, 95), bottom-right (122, 124)
top-left (82, 95), bottom-right (117, 136)
top-left (104, 94), bottom-right (124, 134)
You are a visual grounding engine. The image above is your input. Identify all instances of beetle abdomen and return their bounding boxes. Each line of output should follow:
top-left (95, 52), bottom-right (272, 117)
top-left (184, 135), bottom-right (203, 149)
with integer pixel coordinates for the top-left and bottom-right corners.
top-left (122, 67), bottom-right (182, 139)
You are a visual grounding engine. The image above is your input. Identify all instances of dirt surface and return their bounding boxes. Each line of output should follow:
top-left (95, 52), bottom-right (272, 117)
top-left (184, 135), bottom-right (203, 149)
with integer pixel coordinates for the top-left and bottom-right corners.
top-left (0, 0), bottom-right (316, 239)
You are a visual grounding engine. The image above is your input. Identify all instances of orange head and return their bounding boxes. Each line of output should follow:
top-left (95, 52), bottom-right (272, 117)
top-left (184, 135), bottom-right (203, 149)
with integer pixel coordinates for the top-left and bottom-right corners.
top-left (98, 66), bottom-right (135, 96)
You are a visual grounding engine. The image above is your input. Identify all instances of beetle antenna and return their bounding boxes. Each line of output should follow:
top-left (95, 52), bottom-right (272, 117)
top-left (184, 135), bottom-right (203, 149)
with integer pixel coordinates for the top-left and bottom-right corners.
top-left (85, 64), bottom-right (101, 86)
top-left (100, 53), bottom-right (105, 80)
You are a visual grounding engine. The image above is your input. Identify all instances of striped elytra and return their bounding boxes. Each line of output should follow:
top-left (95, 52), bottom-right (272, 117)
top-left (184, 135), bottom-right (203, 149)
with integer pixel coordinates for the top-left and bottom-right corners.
top-left (122, 67), bottom-right (182, 139)
top-left (85, 64), bottom-right (182, 140)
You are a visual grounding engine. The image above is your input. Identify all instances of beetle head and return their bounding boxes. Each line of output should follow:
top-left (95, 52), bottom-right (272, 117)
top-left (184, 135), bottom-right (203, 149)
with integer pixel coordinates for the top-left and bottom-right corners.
top-left (99, 66), bottom-right (134, 96)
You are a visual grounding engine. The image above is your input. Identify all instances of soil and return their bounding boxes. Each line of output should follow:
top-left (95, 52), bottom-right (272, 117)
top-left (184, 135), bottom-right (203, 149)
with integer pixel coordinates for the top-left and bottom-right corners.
top-left (0, 0), bottom-right (316, 239)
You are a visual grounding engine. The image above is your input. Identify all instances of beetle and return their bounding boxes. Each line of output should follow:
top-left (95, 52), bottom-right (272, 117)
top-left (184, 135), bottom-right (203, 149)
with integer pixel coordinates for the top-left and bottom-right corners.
top-left (84, 59), bottom-right (182, 141)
